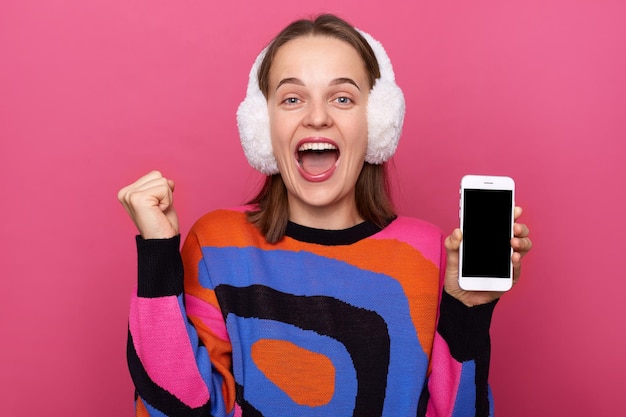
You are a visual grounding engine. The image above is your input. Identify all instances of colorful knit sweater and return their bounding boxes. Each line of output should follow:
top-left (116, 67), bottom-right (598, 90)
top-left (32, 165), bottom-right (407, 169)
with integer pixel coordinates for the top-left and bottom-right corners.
top-left (128, 208), bottom-right (497, 416)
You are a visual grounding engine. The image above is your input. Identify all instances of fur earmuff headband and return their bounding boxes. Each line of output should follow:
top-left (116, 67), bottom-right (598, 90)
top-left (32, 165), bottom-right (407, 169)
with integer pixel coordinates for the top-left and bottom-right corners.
top-left (236, 29), bottom-right (405, 175)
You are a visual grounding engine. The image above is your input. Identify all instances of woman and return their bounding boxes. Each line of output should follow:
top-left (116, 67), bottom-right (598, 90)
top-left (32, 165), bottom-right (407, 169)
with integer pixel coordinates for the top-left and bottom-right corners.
top-left (118, 14), bottom-right (531, 417)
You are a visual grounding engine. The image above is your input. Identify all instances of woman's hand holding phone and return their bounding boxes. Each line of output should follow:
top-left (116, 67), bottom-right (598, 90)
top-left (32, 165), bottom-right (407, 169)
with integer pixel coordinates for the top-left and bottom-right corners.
top-left (444, 206), bottom-right (532, 307)
top-left (117, 171), bottom-right (179, 239)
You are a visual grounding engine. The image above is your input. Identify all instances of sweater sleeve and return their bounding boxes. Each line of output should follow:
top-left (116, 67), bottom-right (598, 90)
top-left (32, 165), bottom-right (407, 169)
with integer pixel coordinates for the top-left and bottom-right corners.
top-left (127, 234), bottom-right (236, 417)
top-left (419, 291), bottom-right (498, 417)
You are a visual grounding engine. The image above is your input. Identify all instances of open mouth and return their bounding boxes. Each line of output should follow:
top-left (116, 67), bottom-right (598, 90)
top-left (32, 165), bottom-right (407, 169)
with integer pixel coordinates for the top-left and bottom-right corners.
top-left (296, 142), bottom-right (340, 177)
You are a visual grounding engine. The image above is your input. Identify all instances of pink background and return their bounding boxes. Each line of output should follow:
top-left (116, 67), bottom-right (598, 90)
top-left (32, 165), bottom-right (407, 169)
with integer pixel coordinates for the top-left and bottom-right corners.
top-left (1, 0), bottom-right (624, 415)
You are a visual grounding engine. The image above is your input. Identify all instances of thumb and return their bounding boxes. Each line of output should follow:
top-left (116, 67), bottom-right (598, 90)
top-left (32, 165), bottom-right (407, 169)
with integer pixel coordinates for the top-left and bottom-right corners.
top-left (444, 228), bottom-right (462, 271)
top-left (444, 228), bottom-right (462, 252)
top-left (155, 180), bottom-right (175, 212)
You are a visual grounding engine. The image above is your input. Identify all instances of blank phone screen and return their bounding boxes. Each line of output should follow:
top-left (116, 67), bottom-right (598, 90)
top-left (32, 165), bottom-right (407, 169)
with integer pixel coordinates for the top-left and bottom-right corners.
top-left (462, 189), bottom-right (513, 278)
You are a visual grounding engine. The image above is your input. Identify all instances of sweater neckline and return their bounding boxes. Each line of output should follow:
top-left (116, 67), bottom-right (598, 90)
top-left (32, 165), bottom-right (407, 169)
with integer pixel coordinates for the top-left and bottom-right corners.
top-left (285, 220), bottom-right (387, 246)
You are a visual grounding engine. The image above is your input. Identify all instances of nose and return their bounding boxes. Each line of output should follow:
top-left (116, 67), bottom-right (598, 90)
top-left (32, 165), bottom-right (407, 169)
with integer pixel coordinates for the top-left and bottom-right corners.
top-left (303, 98), bottom-right (332, 129)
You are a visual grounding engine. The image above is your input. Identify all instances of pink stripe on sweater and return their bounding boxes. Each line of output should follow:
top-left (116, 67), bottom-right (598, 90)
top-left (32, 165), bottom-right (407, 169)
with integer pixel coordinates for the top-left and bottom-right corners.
top-left (129, 294), bottom-right (210, 408)
top-left (185, 294), bottom-right (230, 341)
top-left (426, 332), bottom-right (462, 417)
top-left (371, 216), bottom-right (443, 266)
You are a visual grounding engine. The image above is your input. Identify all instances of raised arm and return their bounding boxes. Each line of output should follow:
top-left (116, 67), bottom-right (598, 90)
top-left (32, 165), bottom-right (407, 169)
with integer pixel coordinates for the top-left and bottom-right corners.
top-left (420, 207), bottom-right (531, 416)
top-left (119, 172), bottom-right (236, 416)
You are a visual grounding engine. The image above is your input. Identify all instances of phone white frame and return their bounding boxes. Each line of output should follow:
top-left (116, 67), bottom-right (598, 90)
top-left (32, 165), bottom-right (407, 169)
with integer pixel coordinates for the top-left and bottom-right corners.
top-left (458, 175), bottom-right (515, 292)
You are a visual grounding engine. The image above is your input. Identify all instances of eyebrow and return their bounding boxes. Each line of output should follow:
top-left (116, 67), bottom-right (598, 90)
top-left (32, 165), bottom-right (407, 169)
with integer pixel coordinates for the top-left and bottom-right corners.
top-left (275, 77), bottom-right (361, 91)
top-left (330, 77), bottom-right (361, 91)
top-left (276, 77), bottom-right (304, 90)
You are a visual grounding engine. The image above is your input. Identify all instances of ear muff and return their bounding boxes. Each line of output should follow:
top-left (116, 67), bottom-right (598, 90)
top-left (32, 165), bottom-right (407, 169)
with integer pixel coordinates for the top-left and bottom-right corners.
top-left (359, 31), bottom-right (406, 165)
top-left (236, 30), bottom-right (405, 175)
top-left (236, 48), bottom-right (274, 175)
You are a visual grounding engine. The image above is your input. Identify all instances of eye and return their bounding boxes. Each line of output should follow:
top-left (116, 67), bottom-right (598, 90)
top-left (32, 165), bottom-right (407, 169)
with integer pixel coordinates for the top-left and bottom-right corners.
top-left (283, 97), bottom-right (301, 105)
top-left (332, 95), bottom-right (354, 108)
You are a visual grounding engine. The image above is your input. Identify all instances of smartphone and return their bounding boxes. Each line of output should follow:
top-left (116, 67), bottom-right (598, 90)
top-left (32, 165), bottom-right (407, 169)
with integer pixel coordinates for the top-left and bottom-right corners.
top-left (458, 175), bottom-right (515, 292)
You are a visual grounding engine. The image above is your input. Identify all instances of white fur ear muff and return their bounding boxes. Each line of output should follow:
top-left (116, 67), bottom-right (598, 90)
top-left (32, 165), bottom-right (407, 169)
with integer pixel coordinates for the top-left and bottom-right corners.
top-left (357, 30), bottom-right (406, 165)
top-left (236, 30), bottom-right (405, 175)
top-left (236, 47), bottom-right (276, 175)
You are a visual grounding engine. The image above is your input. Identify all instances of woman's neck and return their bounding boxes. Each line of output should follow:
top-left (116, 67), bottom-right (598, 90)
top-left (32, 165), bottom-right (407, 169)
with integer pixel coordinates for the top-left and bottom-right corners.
top-left (287, 198), bottom-right (364, 230)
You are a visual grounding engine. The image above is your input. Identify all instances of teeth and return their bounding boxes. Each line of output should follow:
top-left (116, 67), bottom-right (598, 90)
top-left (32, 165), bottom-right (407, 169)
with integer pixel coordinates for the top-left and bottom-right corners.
top-left (298, 142), bottom-right (337, 152)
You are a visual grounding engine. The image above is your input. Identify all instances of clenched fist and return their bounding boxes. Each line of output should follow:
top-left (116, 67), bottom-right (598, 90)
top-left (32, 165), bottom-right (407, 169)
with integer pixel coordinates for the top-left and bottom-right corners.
top-left (117, 171), bottom-right (179, 239)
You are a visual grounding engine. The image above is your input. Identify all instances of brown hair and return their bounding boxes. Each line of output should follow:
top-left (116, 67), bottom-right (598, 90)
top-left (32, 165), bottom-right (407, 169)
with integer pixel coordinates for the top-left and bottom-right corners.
top-left (246, 14), bottom-right (396, 243)
top-left (257, 14), bottom-right (380, 98)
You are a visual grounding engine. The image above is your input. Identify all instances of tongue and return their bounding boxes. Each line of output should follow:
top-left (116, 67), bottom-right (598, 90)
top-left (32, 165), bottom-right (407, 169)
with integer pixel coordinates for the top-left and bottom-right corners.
top-left (300, 151), bottom-right (337, 176)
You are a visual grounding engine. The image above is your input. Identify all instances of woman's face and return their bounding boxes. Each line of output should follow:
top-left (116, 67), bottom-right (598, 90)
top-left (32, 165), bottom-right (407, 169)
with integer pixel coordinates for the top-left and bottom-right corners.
top-left (267, 35), bottom-right (370, 229)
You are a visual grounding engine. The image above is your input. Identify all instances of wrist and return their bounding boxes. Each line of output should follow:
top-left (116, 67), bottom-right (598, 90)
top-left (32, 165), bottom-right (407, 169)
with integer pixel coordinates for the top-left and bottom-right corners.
top-left (136, 235), bottom-right (183, 298)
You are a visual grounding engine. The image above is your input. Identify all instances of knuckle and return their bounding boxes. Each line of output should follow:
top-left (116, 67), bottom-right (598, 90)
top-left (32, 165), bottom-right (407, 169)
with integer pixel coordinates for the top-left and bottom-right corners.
top-left (127, 190), bottom-right (143, 206)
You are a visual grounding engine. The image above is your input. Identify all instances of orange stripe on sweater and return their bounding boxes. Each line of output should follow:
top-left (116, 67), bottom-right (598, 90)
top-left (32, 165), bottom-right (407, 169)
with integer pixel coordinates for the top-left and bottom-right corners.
top-left (136, 397), bottom-right (149, 417)
top-left (251, 339), bottom-right (335, 406)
